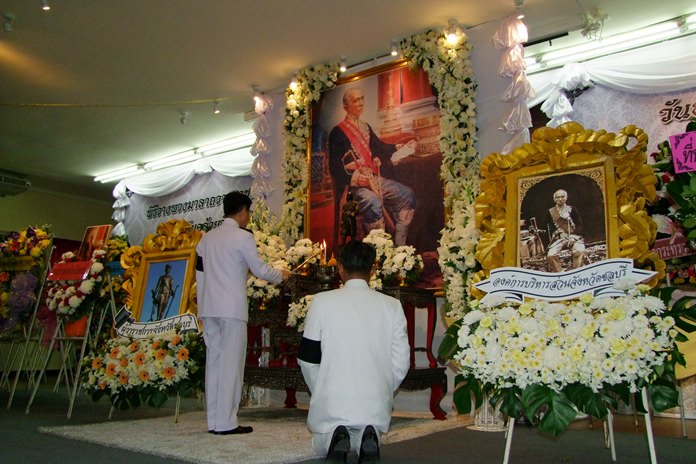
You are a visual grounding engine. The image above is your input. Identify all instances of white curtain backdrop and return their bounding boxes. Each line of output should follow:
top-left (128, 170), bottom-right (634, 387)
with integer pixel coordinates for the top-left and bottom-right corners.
top-left (528, 34), bottom-right (696, 125)
top-left (111, 147), bottom-right (254, 236)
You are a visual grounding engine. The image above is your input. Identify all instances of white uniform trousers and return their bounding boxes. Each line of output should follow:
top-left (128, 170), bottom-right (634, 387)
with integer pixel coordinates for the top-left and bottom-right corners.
top-left (202, 317), bottom-right (247, 432)
top-left (311, 426), bottom-right (380, 455)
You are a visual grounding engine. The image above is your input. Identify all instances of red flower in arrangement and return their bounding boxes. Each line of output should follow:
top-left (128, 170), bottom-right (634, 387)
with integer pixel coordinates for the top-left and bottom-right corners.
top-left (118, 372), bottom-right (129, 385)
top-left (138, 371), bottom-right (150, 382)
top-left (91, 358), bottom-right (103, 370)
top-left (155, 348), bottom-right (167, 361)
top-left (0, 272), bottom-right (10, 283)
top-left (119, 358), bottom-right (128, 368)
top-left (109, 347), bottom-right (120, 359)
top-left (161, 366), bottom-right (175, 380)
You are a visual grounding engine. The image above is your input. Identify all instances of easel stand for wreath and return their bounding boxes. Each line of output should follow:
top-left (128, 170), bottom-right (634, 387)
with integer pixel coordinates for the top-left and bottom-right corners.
top-left (25, 267), bottom-right (118, 419)
top-left (447, 123), bottom-right (683, 464)
top-left (3, 246), bottom-right (53, 410)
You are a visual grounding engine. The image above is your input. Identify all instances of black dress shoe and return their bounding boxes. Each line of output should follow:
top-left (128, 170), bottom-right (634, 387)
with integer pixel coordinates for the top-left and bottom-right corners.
top-left (326, 425), bottom-right (350, 463)
top-left (213, 425), bottom-right (253, 435)
top-left (358, 425), bottom-right (380, 463)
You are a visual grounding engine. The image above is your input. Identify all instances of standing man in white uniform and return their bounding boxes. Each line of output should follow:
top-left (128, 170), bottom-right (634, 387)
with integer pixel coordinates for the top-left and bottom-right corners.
top-left (196, 191), bottom-right (290, 435)
top-left (298, 241), bottom-right (410, 463)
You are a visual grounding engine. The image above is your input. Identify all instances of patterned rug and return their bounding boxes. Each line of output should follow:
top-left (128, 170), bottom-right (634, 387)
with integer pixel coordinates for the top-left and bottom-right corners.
top-left (38, 407), bottom-right (471, 464)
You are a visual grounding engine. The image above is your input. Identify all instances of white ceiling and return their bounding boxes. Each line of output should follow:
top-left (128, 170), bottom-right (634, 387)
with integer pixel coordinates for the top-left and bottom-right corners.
top-left (1, 0), bottom-right (694, 202)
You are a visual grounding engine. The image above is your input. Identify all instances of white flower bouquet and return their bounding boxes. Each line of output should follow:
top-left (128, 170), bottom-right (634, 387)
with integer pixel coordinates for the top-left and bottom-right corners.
top-left (246, 230), bottom-right (288, 307)
top-left (381, 245), bottom-right (424, 285)
top-left (285, 238), bottom-right (321, 268)
top-left (286, 294), bottom-right (314, 332)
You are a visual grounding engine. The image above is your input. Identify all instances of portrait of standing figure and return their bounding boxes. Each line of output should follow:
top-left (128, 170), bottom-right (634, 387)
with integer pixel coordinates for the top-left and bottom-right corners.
top-left (518, 170), bottom-right (607, 272)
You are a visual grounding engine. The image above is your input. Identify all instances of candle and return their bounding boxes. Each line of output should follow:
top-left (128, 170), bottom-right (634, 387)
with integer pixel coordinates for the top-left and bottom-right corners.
top-left (322, 240), bottom-right (327, 264)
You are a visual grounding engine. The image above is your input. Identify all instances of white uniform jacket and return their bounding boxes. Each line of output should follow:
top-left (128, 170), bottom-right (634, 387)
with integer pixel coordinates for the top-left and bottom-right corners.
top-left (299, 279), bottom-right (410, 434)
top-left (195, 218), bottom-right (282, 321)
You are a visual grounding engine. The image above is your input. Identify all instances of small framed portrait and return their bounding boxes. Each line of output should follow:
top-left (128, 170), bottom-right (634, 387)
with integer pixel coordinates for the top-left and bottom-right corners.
top-left (308, 59), bottom-right (444, 285)
top-left (515, 166), bottom-right (609, 272)
top-left (130, 248), bottom-right (196, 322)
top-left (77, 224), bottom-right (112, 260)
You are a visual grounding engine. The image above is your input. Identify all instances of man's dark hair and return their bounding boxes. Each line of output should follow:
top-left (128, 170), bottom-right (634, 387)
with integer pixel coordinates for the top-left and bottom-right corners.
top-left (338, 241), bottom-right (376, 274)
top-left (223, 191), bottom-right (252, 217)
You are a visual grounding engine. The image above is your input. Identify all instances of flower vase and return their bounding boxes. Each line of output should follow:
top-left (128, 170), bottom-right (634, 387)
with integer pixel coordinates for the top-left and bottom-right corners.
top-left (64, 316), bottom-right (88, 337)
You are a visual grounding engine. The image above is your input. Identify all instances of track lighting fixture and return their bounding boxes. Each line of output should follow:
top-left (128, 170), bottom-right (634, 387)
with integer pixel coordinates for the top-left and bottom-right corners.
top-left (180, 111), bottom-right (189, 125)
top-left (213, 101), bottom-right (221, 114)
top-left (339, 56), bottom-right (347, 73)
top-left (390, 40), bottom-right (398, 56)
top-left (41, 1), bottom-right (50, 11)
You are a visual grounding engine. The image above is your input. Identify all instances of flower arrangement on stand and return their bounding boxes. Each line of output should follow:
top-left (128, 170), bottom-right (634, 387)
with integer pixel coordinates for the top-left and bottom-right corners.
top-left (82, 329), bottom-right (205, 410)
top-left (0, 225), bottom-right (53, 334)
top-left (438, 282), bottom-right (696, 436)
top-left (45, 250), bottom-right (108, 322)
top-left (0, 225), bottom-right (53, 259)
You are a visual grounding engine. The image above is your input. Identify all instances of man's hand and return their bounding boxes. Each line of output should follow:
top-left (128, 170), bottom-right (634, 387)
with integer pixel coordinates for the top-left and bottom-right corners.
top-left (280, 269), bottom-right (291, 281)
top-left (373, 157), bottom-right (381, 168)
top-left (350, 167), bottom-right (373, 187)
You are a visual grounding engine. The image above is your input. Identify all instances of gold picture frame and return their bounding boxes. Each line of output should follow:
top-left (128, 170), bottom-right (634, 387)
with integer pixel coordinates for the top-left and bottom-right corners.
top-left (474, 122), bottom-right (664, 293)
top-left (307, 59), bottom-right (445, 285)
top-left (121, 219), bottom-right (203, 320)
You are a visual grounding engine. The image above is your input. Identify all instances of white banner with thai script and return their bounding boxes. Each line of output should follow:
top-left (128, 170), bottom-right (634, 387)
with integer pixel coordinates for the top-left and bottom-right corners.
top-left (474, 258), bottom-right (657, 303)
top-left (114, 307), bottom-right (199, 339)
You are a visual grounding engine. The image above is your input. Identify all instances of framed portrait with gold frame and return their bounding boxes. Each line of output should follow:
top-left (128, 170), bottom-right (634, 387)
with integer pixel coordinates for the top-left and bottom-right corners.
top-left (129, 248), bottom-right (197, 323)
top-left (307, 59), bottom-right (445, 286)
top-left (474, 122), bottom-right (664, 289)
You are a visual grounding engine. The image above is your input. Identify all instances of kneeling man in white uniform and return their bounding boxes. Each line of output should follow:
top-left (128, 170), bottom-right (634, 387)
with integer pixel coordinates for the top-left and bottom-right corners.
top-left (298, 241), bottom-right (410, 463)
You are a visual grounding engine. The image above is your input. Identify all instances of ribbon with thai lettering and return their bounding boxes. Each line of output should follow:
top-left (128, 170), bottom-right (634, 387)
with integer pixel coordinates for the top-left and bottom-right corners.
top-left (474, 258), bottom-right (657, 303)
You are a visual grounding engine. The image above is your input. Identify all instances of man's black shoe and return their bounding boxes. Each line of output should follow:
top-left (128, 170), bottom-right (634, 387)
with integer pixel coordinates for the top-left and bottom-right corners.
top-left (213, 425), bottom-right (253, 435)
top-left (358, 425), bottom-right (380, 463)
top-left (326, 425), bottom-right (350, 463)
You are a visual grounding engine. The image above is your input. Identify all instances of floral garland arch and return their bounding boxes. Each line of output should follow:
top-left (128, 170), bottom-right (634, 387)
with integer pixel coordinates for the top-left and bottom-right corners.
top-left (279, 27), bottom-right (479, 312)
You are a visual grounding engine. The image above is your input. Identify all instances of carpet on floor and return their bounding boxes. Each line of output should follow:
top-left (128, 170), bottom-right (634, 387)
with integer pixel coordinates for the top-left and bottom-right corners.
top-left (38, 407), bottom-right (471, 464)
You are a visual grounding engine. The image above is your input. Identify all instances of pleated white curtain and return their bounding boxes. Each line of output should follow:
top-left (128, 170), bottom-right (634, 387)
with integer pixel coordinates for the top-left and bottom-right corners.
top-left (110, 148), bottom-right (254, 235)
top-left (528, 34), bottom-right (696, 126)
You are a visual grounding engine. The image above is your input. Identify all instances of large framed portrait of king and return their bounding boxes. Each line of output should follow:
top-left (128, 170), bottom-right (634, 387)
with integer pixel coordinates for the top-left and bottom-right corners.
top-left (308, 60), bottom-right (444, 285)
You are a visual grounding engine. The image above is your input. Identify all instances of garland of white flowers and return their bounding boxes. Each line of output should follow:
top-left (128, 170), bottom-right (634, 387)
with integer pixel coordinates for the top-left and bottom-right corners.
top-left (401, 29), bottom-right (480, 317)
top-left (279, 63), bottom-right (340, 244)
top-left (280, 28), bottom-right (479, 314)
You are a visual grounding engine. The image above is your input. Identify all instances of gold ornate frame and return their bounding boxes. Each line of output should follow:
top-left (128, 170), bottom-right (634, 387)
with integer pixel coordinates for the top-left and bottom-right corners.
top-left (473, 122), bottom-right (664, 293)
top-left (121, 219), bottom-right (203, 318)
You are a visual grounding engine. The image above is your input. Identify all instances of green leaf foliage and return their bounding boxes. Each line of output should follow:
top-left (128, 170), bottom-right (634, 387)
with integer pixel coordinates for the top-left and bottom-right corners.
top-left (564, 383), bottom-right (611, 419)
top-left (437, 320), bottom-right (461, 364)
top-left (452, 373), bottom-right (483, 414)
top-left (522, 384), bottom-right (578, 436)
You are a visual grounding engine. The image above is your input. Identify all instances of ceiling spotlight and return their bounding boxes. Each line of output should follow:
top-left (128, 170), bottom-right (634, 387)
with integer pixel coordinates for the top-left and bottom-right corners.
top-left (446, 19), bottom-right (459, 45)
top-left (390, 40), bottom-right (399, 56)
top-left (2, 13), bottom-right (14, 32)
top-left (180, 111), bottom-right (189, 125)
top-left (213, 101), bottom-right (221, 114)
top-left (289, 72), bottom-right (298, 91)
top-left (41, 1), bottom-right (50, 11)
top-left (339, 56), bottom-right (347, 73)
